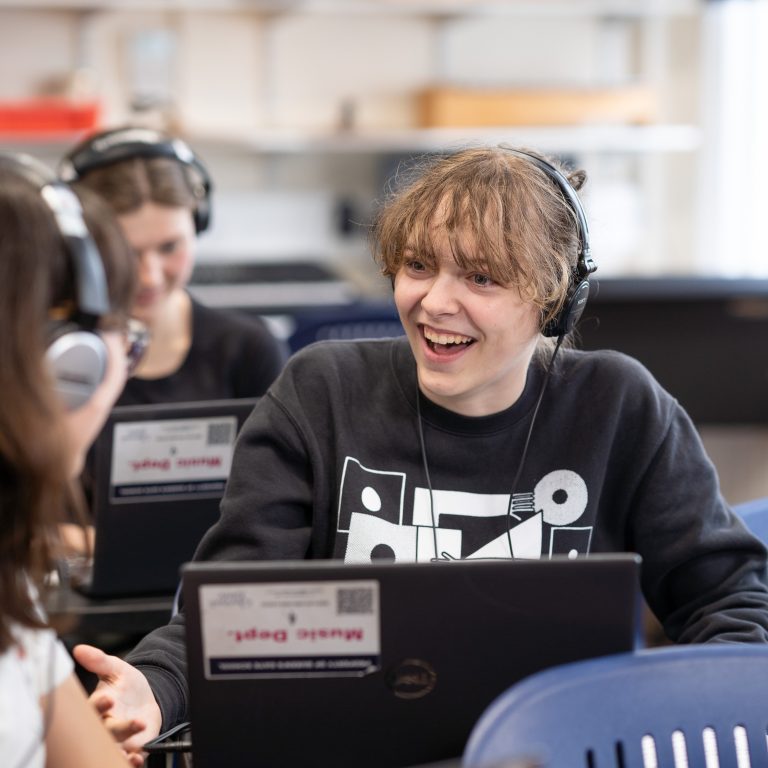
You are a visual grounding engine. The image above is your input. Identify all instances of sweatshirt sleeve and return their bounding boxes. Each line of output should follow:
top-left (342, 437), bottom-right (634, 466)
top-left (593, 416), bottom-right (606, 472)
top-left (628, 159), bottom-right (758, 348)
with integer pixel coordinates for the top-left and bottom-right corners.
top-left (194, 387), bottom-right (316, 563)
top-left (125, 614), bottom-right (189, 730)
top-left (628, 403), bottom-right (768, 643)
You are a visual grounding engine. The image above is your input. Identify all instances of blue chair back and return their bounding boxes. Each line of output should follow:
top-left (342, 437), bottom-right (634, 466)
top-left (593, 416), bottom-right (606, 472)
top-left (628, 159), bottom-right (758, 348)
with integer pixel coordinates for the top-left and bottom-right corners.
top-left (734, 496), bottom-right (768, 546)
top-left (463, 644), bottom-right (768, 768)
top-left (288, 302), bottom-right (403, 352)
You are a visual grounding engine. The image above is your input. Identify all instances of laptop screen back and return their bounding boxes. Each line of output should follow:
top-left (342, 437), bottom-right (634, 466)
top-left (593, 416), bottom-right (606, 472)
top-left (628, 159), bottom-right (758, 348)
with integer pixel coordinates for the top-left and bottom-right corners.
top-left (82, 398), bottom-right (257, 597)
top-left (183, 554), bottom-right (641, 768)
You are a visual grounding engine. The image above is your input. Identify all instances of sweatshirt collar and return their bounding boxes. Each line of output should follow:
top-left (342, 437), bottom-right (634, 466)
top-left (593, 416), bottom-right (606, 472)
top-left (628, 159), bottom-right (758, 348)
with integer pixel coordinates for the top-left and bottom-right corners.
top-left (390, 337), bottom-right (545, 436)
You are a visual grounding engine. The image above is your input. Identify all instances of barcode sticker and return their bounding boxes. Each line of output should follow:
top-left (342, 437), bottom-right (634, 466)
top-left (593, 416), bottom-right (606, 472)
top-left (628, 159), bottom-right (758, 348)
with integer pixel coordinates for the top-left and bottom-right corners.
top-left (207, 420), bottom-right (234, 446)
top-left (337, 587), bottom-right (374, 614)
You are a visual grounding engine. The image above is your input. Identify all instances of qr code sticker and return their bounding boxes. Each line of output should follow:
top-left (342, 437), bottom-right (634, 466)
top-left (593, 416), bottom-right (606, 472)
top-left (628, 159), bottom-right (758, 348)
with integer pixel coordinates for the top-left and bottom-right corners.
top-left (206, 421), bottom-right (234, 446)
top-left (337, 587), bottom-right (373, 614)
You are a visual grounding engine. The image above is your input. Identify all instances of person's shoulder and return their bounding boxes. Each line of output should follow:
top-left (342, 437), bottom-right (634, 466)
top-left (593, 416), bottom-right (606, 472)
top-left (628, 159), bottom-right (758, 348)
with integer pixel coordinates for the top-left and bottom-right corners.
top-left (263, 338), bottom-right (398, 413)
top-left (557, 346), bottom-right (677, 412)
top-left (192, 298), bottom-right (269, 334)
top-left (190, 298), bottom-right (285, 359)
top-left (562, 346), bottom-right (658, 383)
top-left (9, 623), bottom-right (73, 688)
top-left (287, 337), bottom-right (397, 375)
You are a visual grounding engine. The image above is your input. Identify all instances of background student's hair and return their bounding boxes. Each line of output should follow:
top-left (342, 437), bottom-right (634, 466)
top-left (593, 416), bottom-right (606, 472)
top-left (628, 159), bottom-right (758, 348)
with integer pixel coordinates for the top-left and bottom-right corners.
top-left (59, 125), bottom-right (213, 233)
top-left (0, 153), bottom-right (135, 650)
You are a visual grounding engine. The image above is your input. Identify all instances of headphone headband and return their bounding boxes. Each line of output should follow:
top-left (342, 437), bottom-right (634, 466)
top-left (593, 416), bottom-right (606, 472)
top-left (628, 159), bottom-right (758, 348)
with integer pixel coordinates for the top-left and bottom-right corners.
top-left (0, 152), bottom-right (110, 322)
top-left (503, 148), bottom-right (596, 278)
top-left (59, 127), bottom-right (213, 234)
top-left (502, 147), bottom-right (598, 337)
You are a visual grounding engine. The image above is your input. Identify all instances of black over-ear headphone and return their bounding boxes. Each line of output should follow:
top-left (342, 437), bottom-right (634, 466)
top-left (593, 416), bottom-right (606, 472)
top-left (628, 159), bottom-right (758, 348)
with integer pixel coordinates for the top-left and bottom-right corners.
top-left (504, 148), bottom-right (597, 338)
top-left (59, 126), bottom-right (213, 234)
top-left (0, 152), bottom-right (111, 410)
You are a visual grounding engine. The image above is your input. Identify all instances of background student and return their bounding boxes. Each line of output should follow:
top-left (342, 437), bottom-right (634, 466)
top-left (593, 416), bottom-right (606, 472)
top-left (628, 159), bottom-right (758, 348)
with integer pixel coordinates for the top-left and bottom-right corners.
top-left (74, 146), bottom-right (768, 761)
top-left (0, 153), bottom-right (146, 767)
top-left (60, 125), bottom-right (287, 406)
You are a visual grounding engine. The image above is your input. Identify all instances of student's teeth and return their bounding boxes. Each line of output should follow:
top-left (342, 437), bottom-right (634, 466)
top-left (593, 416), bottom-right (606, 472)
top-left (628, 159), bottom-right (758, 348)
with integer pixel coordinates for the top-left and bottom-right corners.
top-left (427, 332), bottom-right (470, 345)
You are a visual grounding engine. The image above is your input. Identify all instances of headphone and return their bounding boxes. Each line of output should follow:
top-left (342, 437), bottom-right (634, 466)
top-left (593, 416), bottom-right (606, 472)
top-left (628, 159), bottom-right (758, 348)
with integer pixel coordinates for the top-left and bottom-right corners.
top-left (503, 148), bottom-right (597, 338)
top-left (0, 152), bottom-right (111, 410)
top-left (59, 126), bottom-right (213, 234)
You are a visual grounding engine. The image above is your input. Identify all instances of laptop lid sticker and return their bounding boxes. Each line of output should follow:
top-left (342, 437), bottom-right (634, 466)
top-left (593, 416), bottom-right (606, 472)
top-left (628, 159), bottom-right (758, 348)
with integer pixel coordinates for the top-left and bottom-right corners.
top-left (110, 415), bottom-right (237, 502)
top-left (200, 580), bottom-right (381, 679)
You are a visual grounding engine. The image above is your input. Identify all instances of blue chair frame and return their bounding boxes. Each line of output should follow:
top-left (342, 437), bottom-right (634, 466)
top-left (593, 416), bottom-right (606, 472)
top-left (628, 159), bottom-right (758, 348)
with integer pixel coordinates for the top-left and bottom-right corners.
top-left (463, 644), bottom-right (768, 768)
top-left (734, 496), bottom-right (768, 546)
top-left (287, 301), bottom-right (404, 352)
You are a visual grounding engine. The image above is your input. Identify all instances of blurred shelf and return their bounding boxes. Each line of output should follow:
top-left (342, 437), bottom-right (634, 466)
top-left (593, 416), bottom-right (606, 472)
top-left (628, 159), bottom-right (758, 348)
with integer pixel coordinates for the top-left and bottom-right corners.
top-left (189, 124), bottom-right (701, 155)
top-left (0, 124), bottom-right (701, 156)
top-left (0, 1), bottom-right (699, 18)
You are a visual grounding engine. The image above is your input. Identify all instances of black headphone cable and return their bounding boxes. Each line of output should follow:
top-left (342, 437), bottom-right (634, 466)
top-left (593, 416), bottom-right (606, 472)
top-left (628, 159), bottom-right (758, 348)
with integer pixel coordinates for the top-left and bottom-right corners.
top-left (504, 334), bottom-right (564, 557)
top-left (416, 388), bottom-right (442, 561)
top-left (415, 333), bottom-right (564, 563)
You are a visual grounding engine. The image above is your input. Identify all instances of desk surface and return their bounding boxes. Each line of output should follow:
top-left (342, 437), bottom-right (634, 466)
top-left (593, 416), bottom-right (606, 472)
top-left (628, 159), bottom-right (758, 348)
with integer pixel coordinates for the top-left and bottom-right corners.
top-left (46, 582), bottom-right (173, 641)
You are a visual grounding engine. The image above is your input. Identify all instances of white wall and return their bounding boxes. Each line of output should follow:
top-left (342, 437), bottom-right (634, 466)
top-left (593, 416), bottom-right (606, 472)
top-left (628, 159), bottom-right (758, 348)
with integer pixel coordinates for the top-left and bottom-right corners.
top-left (0, 4), bottom-right (703, 277)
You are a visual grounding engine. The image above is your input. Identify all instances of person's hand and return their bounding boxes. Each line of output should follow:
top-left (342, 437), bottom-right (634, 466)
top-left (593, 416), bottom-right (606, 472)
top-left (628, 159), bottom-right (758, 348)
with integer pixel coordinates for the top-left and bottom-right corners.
top-left (57, 522), bottom-right (95, 556)
top-left (73, 644), bottom-right (163, 763)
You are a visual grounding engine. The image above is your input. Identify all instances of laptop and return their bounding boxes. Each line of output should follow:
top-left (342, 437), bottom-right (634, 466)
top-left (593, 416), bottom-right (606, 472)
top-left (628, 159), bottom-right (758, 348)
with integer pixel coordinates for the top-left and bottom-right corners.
top-left (182, 554), bottom-right (642, 767)
top-left (71, 398), bottom-right (257, 598)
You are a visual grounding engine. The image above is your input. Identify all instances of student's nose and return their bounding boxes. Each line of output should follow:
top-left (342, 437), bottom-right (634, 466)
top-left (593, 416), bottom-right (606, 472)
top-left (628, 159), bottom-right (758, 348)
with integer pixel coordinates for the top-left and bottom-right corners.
top-left (421, 272), bottom-right (461, 317)
top-left (137, 251), bottom-right (164, 289)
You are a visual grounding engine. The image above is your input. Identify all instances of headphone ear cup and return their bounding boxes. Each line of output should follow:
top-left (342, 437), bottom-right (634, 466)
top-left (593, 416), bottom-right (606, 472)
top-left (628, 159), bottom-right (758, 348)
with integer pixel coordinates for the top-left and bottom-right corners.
top-left (543, 278), bottom-right (591, 338)
top-left (46, 324), bottom-right (108, 410)
top-left (193, 197), bottom-right (210, 234)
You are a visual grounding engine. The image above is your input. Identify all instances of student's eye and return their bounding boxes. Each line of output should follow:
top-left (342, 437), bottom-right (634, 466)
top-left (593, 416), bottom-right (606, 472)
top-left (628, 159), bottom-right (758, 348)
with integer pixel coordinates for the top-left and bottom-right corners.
top-left (405, 259), bottom-right (427, 273)
top-left (470, 273), bottom-right (495, 287)
top-left (158, 239), bottom-right (181, 256)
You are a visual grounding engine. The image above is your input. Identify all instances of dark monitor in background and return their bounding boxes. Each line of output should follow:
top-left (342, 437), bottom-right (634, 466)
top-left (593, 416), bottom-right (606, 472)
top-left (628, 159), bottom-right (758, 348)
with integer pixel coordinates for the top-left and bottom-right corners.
top-left (71, 398), bottom-right (257, 598)
top-left (576, 277), bottom-right (768, 425)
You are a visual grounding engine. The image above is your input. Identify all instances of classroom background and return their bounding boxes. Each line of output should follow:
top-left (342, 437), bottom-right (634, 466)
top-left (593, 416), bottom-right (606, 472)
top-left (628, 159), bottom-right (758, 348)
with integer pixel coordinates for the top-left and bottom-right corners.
top-left (1, 0), bottom-right (766, 503)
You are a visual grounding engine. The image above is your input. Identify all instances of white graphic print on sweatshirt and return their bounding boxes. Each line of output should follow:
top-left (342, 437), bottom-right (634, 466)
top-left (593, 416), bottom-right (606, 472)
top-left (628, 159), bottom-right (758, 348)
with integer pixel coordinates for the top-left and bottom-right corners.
top-left (337, 457), bottom-right (592, 563)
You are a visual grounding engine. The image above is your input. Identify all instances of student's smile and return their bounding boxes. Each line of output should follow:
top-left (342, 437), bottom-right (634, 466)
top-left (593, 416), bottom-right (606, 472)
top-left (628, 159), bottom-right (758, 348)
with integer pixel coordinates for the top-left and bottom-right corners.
top-left (420, 324), bottom-right (477, 361)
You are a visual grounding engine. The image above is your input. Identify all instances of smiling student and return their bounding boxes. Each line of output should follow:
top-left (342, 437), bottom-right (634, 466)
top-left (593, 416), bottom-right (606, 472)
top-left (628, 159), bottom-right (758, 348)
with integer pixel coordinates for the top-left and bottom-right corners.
top-left (60, 126), bottom-right (287, 406)
top-left (74, 146), bottom-right (768, 760)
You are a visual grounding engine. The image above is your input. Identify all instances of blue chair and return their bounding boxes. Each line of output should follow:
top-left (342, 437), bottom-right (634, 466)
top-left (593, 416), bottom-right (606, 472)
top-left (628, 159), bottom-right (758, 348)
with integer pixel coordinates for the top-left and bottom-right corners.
top-left (463, 644), bottom-right (768, 768)
top-left (734, 496), bottom-right (768, 546)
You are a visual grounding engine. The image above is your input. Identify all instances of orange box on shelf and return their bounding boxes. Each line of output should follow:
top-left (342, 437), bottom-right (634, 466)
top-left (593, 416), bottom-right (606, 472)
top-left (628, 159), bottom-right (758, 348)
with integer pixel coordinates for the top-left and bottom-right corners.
top-left (417, 86), bottom-right (657, 128)
top-left (0, 99), bottom-right (100, 135)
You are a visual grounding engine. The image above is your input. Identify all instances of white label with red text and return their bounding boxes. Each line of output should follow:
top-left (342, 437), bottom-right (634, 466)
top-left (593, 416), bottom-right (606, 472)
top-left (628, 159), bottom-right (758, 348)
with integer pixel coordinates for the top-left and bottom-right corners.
top-left (110, 416), bottom-right (237, 502)
top-left (199, 580), bottom-right (381, 679)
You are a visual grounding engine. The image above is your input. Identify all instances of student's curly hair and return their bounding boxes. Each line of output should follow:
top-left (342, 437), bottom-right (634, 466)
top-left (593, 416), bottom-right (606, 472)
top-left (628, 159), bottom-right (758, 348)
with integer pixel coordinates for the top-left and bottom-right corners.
top-left (371, 145), bottom-right (587, 335)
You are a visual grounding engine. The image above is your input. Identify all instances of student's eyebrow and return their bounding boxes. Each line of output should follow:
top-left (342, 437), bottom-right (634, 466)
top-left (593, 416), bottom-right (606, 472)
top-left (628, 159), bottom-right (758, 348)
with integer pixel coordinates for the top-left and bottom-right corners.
top-left (402, 244), bottom-right (428, 259)
top-left (454, 250), bottom-right (490, 272)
